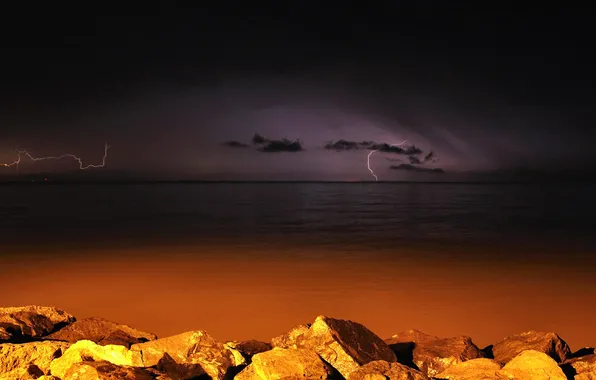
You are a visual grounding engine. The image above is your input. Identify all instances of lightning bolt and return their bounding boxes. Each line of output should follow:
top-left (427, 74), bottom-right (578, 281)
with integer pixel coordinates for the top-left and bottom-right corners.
top-left (2, 143), bottom-right (110, 172)
top-left (367, 140), bottom-right (408, 181)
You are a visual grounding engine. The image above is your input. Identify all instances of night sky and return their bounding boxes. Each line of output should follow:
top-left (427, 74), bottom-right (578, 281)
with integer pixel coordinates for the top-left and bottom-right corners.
top-left (1, 2), bottom-right (594, 180)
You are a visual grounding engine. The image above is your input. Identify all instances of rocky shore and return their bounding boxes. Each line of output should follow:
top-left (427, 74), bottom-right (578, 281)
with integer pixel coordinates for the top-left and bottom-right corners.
top-left (1, 306), bottom-right (594, 379)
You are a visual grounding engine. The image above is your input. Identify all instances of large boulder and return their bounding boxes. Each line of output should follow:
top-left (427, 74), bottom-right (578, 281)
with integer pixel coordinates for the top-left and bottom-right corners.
top-left (435, 358), bottom-right (502, 379)
top-left (561, 354), bottom-right (596, 380)
top-left (0, 306), bottom-right (75, 343)
top-left (225, 340), bottom-right (272, 362)
top-left (45, 317), bottom-right (157, 348)
top-left (0, 341), bottom-right (69, 379)
top-left (63, 361), bottom-right (157, 380)
top-left (130, 330), bottom-right (245, 379)
top-left (385, 329), bottom-right (485, 377)
top-left (49, 340), bottom-right (144, 379)
top-left (235, 347), bottom-right (332, 380)
top-left (271, 323), bottom-right (311, 349)
top-left (296, 316), bottom-right (397, 379)
top-left (490, 330), bottom-right (571, 365)
top-left (499, 350), bottom-right (567, 379)
top-left (347, 360), bottom-right (428, 380)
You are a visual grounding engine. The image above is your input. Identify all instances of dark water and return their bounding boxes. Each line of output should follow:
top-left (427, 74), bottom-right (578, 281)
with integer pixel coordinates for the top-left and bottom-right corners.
top-left (1, 182), bottom-right (595, 253)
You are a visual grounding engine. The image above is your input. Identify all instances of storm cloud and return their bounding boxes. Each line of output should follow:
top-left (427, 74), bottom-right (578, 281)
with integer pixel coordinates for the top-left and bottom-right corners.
top-left (390, 164), bottom-right (445, 173)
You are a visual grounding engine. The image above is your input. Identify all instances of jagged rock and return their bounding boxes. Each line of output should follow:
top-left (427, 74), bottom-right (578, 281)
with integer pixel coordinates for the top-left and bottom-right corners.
top-left (435, 358), bottom-right (502, 379)
top-left (0, 306), bottom-right (75, 343)
top-left (130, 330), bottom-right (245, 379)
top-left (271, 323), bottom-right (311, 348)
top-left (561, 354), bottom-right (596, 380)
top-left (385, 329), bottom-right (485, 377)
top-left (225, 340), bottom-right (272, 362)
top-left (347, 360), bottom-right (428, 380)
top-left (49, 340), bottom-right (144, 379)
top-left (45, 317), bottom-right (157, 348)
top-left (499, 350), bottom-right (566, 379)
top-left (63, 361), bottom-right (156, 380)
top-left (0, 341), bottom-right (69, 379)
top-left (296, 316), bottom-right (397, 379)
top-left (153, 352), bottom-right (208, 380)
top-left (37, 376), bottom-right (60, 380)
top-left (235, 347), bottom-right (332, 379)
top-left (490, 330), bottom-right (571, 365)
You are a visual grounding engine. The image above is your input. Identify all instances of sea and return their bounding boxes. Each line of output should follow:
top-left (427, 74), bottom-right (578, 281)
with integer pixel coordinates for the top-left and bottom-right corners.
top-left (1, 182), bottom-right (595, 349)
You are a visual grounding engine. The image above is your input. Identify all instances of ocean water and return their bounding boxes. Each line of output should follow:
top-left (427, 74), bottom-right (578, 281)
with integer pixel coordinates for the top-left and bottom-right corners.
top-left (2, 182), bottom-right (596, 348)
top-left (0, 182), bottom-right (595, 251)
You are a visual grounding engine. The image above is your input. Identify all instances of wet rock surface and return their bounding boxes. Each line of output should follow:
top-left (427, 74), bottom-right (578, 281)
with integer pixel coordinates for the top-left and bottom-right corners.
top-left (296, 316), bottom-right (397, 379)
top-left (490, 330), bottom-right (572, 365)
top-left (385, 329), bottom-right (485, 378)
top-left (0, 306), bottom-right (592, 379)
top-left (45, 317), bottom-right (157, 348)
top-left (0, 306), bottom-right (75, 343)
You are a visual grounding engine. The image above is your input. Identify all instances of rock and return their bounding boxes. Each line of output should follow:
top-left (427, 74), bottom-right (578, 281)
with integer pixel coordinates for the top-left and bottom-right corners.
top-left (573, 347), bottom-right (596, 358)
top-left (435, 358), bottom-right (502, 379)
top-left (154, 352), bottom-right (208, 380)
top-left (49, 340), bottom-right (144, 379)
top-left (347, 360), bottom-right (428, 380)
top-left (37, 376), bottom-right (61, 380)
top-left (271, 323), bottom-right (311, 348)
top-left (235, 347), bottom-right (332, 380)
top-left (130, 330), bottom-right (245, 379)
top-left (0, 306), bottom-right (75, 343)
top-left (561, 354), bottom-right (596, 380)
top-left (499, 350), bottom-right (567, 379)
top-left (491, 330), bottom-right (571, 365)
top-left (296, 316), bottom-right (397, 379)
top-left (63, 361), bottom-right (157, 380)
top-left (385, 329), bottom-right (485, 377)
top-left (0, 341), bottom-right (69, 380)
top-left (225, 340), bottom-right (272, 362)
top-left (45, 317), bottom-right (157, 348)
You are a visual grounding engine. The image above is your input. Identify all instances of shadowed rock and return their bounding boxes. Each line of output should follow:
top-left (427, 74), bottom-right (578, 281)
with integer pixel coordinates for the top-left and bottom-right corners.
top-left (296, 316), bottom-right (397, 379)
top-left (347, 360), bottom-right (428, 380)
top-left (130, 330), bottom-right (245, 379)
top-left (435, 358), bottom-right (502, 379)
top-left (385, 329), bottom-right (485, 377)
top-left (63, 361), bottom-right (156, 380)
top-left (499, 350), bottom-right (567, 379)
top-left (155, 352), bottom-right (209, 380)
top-left (225, 340), bottom-right (272, 362)
top-left (235, 347), bottom-right (332, 380)
top-left (561, 354), bottom-right (596, 380)
top-left (45, 317), bottom-right (157, 348)
top-left (0, 341), bottom-right (69, 379)
top-left (0, 306), bottom-right (75, 343)
top-left (270, 323), bottom-right (311, 349)
top-left (491, 330), bottom-right (572, 365)
top-left (573, 347), bottom-right (595, 358)
top-left (49, 340), bottom-right (144, 379)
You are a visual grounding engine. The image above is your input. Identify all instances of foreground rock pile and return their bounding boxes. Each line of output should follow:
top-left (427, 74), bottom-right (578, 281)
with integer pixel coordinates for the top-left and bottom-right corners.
top-left (1, 306), bottom-right (594, 379)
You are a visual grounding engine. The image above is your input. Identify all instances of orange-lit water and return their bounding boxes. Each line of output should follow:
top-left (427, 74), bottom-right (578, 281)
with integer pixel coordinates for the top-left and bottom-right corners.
top-left (2, 243), bottom-right (595, 351)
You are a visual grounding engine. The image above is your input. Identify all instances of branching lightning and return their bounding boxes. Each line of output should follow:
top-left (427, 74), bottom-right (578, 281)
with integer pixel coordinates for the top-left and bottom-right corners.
top-left (367, 140), bottom-right (408, 181)
top-left (1, 143), bottom-right (110, 173)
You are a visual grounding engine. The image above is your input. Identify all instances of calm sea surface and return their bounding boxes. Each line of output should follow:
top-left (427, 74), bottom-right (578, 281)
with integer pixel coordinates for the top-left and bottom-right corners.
top-left (1, 182), bottom-right (595, 252)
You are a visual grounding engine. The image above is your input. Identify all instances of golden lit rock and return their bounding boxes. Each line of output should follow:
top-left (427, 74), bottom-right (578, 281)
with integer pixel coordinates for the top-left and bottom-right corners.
top-left (225, 340), bottom-right (272, 362)
top-left (0, 306), bottom-right (75, 343)
top-left (499, 350), bottom-right (567, 380)
top-left (235, 347), bottom-right (331, 379)
top-left (0, 341), bottom-right (69, 379)
top-left (491, 330), bottom-right (571, 365)
top-left (435, 358), bottom-right (502, 379)
top-left (49, 340), bottom-right (144, 379)
top-left (45, 317), bottom-right (157, 348)
top-left (297, 315), bottom-right (397, 379)
top-left (347, 360), bottom-right (428, 380)
top-left (385, 329), bottom-right (485, 378)
top-left (130, 330), bottom-right (245, 379)
top-left (271, 323), bottom-right (311, 349)
top-left (562, 353), bottom-right (596, 380)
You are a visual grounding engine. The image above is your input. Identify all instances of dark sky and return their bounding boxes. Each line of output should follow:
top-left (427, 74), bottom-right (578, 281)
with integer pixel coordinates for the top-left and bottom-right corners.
top-left (1, 2), bottom-right (594, 180)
